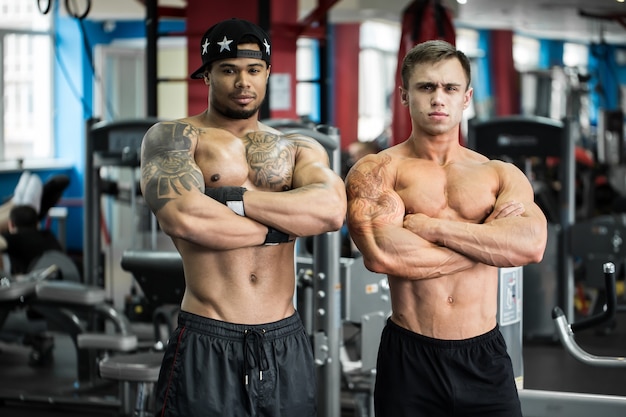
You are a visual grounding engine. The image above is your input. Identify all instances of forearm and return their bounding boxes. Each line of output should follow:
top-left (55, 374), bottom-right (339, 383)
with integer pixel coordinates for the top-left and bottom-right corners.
top-left (352, 226), bottom-right (476, 279)
top-left (422, 215), bottom-right (547, 267)
top-left (157, 196), bottom-right (268, 250)
top-left (243, 181), bottom-right (346, 237)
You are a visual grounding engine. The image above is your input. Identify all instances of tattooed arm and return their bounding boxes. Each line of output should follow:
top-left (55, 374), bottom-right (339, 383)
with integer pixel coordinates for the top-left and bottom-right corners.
top-left (140, 121), bottom-right (268, 250)
top-left (238, 131), bottom-right (346, 237)
top-left (345, 153), bottom-right (475, 280)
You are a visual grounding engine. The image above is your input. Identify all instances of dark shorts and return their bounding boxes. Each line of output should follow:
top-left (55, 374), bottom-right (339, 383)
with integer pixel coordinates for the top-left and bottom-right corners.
top-left (374, 319), bottom-right (522, 417)
top-left (154, 311), bottom-right (317, 417)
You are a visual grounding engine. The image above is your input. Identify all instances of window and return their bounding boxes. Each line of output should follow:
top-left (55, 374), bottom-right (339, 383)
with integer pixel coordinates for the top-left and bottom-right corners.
top-left (563, 42), bottom-right (588, 70)
top-left (513, 35), bottom-right (540, 72)
top-left (94, 42), bottom-right (146, 121)
top-left (296, 37), bottom-right (321, 123)
top-left (0, 0), bottom-right (52, 161)
top-left (358, 20), bottom-right (400, 141)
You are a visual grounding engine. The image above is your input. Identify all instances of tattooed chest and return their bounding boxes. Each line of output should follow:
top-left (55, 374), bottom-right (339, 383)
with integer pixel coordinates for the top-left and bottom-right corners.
top-left (198, 134), bottom-right (296, 191)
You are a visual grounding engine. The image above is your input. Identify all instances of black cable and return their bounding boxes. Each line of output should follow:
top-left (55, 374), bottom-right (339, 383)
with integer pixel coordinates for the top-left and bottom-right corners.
top-left (64, 0), bottom-right (91, 20)
top-left (37, 0), bottom-right (52, 15)
top-left (77, 18), bottom-right (95, 73)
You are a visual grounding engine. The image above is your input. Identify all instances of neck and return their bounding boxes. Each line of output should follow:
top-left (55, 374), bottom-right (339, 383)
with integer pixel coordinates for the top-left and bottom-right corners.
top-left (202, 109), bottom-right (261, 135)
top-left (409, 131), bottom-right (462, 165)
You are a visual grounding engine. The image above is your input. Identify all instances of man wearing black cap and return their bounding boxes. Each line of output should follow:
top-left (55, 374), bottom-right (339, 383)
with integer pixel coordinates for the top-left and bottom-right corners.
top-left (140, 17), bottom-right (346, 417)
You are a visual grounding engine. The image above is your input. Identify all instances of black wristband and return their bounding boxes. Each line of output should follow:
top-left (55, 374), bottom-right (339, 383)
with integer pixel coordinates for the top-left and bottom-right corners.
top-left (204, 186), bottom-right (246, 216)
top-left (264, 227), bottom-right (291, 245)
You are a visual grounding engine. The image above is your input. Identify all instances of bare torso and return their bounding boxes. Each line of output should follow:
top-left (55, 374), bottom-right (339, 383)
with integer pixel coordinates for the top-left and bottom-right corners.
top-left (386, 142), bottom-right (501, 339)
top-left (175, 117), bottom-right (298, 325)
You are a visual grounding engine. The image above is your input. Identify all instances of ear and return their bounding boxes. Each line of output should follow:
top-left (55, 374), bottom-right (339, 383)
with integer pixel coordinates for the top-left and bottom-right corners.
top-left (266, 64), bottom-right (271, 82)
top-left (463, 87), bottom-right (474, 109)
top-left (400, 86), bottom-right (409, 107)
top-left (203, 72), bottom-right (210, 86)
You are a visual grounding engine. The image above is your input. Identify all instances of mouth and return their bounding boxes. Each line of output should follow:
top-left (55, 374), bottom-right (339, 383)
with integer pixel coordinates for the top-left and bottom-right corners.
top-left (428, 111), bottom-right (448, 119)
top-left (232, 94), bottom-right (255, 106)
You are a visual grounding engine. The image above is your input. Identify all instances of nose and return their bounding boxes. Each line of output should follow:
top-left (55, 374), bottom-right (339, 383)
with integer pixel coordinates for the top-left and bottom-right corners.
top-left (431, 88), bottom-right (444, 106)
top-left (235, 73), bottom-right (250, 88)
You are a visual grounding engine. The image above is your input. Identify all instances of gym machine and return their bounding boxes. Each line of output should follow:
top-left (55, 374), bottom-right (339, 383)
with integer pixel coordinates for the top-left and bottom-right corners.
top-left (84, 118), bottom-right (160, 306)
top-left (519, 262), bottom-right (626, 416)
top-left (0, 261), bottom-right (137, 411)
top-left (264, 120), bottom-right (344, 417)
top-left (296, 255), bottom-right (390, 417)
top-left (468, 115), bottom-right (577, 340)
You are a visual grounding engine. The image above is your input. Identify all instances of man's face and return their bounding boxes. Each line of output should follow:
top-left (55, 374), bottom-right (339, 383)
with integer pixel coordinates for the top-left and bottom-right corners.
top-left (400, 58), bottom-right (472, 136)
top-left (205, 43), bottom-right (271, 120)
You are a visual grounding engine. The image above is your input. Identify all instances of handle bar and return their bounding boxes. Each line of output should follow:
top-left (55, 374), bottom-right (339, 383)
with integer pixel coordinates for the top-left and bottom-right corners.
top-left (571, 262), bottom-right (618, 332)
top-left (552, 262), bottom-right (626, 367)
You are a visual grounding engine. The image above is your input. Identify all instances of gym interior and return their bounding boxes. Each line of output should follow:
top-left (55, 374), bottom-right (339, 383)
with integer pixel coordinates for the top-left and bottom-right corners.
top-left (1, 0), bottom-right (626, 416)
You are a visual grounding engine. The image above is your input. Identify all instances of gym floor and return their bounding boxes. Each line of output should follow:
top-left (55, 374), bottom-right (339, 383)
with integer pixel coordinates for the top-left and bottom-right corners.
top-left (0, 315), bottom-right (625, 416)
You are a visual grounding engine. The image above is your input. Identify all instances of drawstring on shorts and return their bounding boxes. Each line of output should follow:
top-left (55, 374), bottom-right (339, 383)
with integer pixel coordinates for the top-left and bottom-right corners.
top-left (243, 328), bottom-right (269, 386)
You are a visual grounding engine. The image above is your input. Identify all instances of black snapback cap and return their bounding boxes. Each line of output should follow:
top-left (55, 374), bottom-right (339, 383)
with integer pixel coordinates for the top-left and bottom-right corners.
top-left (190, 18), bottom-right (271, 79)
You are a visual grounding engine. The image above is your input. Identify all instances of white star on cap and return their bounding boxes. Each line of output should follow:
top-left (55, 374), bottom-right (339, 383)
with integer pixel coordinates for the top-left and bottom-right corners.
top-left (202, 39), bottom-right (210, 55)
top-left (217, 36), bottom-right (233, 52)
top-left (263, 39), bottom-right (271, 55)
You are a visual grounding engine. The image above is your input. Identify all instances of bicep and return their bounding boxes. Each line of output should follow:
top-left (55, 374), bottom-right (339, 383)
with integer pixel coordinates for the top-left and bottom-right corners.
top-left (345, 158), bottom-right (404, 245)
top-left (290, 137), bottom-right (336, 189)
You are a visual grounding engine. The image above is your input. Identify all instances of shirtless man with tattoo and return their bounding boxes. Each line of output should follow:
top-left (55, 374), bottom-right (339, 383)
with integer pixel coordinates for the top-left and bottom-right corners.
top-left (344, 40), bottom-right (547, 417)
top-left (139, 18), bottom-right (346, 417)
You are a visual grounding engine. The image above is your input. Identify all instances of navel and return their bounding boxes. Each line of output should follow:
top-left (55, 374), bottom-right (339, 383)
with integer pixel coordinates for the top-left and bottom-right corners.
top-left (210, 173), bottom-right (220, 182)
top-left (250, 273), bottom-right (258, 284)
top-left (447, 296), bottom-right (454, 304)
top-left (282, 185), bottom-right (290, 191)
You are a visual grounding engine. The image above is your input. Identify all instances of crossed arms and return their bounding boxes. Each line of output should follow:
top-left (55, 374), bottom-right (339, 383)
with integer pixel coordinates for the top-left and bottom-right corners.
top-left (345, 155), bottom-right (548, 280)
top-left (140, 121), bottom-right (346, 250)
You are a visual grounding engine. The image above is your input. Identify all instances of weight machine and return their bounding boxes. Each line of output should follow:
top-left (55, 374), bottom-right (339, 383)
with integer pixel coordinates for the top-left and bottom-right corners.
top-left (468, 115), bottom-right (577, 340)
top-left (519, 262), bottom-right (626, 416)
top-left (264, 120), bottom-right (344, 417)
top-left (84, 118), bottom-right (160, 295)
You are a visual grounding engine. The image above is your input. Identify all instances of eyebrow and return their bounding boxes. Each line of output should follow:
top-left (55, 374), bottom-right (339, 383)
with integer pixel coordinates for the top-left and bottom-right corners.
top-left (415, 81), bottom-right (462, 88)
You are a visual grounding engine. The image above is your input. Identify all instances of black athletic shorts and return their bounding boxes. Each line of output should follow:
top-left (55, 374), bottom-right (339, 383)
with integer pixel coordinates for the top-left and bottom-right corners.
top-left (154, 310), bottom-right (317, 417)
top-left (374, 319), bottom-right (522, 417)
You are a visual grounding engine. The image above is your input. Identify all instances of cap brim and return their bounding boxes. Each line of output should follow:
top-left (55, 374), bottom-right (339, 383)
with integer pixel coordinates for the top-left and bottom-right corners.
top-left (190, 64), bottom-right (206, 80)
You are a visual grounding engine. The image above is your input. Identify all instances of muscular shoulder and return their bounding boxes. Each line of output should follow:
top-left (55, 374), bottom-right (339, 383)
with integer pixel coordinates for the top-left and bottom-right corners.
top-left (345, 152), bottom-right (396, 197)
top-left (482, 158), bottom-right (527, 180)
top-left (480, 158), bottom-right (534, 201)
top-left (143, 120), bottom-right (201, 157)
top-left (261, 123), bottom-right (331, 152)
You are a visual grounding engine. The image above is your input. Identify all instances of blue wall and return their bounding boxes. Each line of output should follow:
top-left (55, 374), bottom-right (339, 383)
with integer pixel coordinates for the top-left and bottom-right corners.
top-left (53, 15), bottom-right (149, 252)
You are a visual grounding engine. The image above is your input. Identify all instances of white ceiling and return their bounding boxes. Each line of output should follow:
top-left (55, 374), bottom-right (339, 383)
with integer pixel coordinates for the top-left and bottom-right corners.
top-left (453, 0), bottom-right (626, 45)
top-left (299, 0), bottom-right (626, 44)
top-left (79, 0), bottom-right (626, 45)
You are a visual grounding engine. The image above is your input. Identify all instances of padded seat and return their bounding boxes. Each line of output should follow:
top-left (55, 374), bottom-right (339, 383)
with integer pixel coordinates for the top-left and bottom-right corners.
top-left (99, 351), bottom-right (164, 417)
top-left (78, 332), bottom-right (138, 352)
top-left (100, 351), bottom-right (163, 382)
top-left (36, 280), bottom-right (107, 304)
